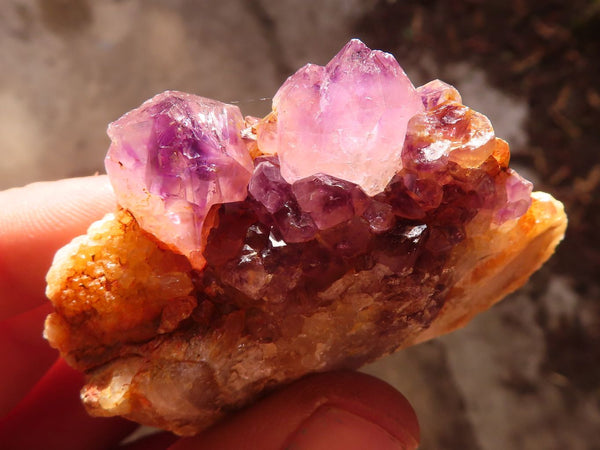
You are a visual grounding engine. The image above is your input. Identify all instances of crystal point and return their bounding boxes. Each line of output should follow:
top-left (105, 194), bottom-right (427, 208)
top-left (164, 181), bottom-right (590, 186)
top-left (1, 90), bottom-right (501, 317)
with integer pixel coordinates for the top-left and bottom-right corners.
top-left (105, 91), bottom-right (253, 268)
top-left (257, 39), bottom-right (424, 195)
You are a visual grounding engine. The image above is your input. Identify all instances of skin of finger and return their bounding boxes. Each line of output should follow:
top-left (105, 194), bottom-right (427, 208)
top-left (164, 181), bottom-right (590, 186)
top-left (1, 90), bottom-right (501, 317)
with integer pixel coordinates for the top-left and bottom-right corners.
top-left (285, 405), bottom-right (409, 450)
top-left (0, 175), bottom-right (115, 320)
top-left (0, 302), bottom-right (58, 416)
top-left (170, 371), bottom-right (419, 450)
top-left (0, 358), bottom-right (137, 450)
top-left (120, 431), bottom-right (178, 450)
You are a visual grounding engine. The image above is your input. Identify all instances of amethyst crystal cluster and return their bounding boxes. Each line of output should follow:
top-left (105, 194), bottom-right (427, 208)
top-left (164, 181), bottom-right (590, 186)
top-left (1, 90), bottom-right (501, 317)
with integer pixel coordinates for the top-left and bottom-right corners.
top-left (44, 39), bottom-right (564, 436)
top-left (106, 40), bottom-right (531, 278)
top-left (198, 84), bottom-right (532, 326)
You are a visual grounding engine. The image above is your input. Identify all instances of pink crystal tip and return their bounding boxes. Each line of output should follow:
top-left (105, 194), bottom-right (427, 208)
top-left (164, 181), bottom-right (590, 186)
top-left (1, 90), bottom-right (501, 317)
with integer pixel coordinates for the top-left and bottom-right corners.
top-left (257, 39), bottom-right (424, 196)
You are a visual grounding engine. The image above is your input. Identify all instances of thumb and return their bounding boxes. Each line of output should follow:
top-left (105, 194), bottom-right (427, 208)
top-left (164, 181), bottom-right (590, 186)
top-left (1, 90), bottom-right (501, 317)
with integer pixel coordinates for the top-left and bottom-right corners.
top-left (0, 175), bottom-right (115, 320)
top-left (171, 371), bottom-right (419, 450)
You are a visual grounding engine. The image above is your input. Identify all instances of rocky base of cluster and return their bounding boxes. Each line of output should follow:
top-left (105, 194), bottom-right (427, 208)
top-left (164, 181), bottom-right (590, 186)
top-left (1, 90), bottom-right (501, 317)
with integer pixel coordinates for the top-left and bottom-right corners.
top-left (45, 192), bottom-right (564, 435)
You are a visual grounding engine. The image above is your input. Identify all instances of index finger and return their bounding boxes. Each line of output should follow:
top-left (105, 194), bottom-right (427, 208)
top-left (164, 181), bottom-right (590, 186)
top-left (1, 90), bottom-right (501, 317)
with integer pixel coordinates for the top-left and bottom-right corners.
top-left (0, 175), bottom-right (115, 320)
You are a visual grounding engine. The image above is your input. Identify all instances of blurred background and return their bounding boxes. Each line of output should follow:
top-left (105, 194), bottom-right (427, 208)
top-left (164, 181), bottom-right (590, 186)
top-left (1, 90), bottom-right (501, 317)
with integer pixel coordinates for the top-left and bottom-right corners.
top-left (1, 0), bottom-right (599, 448)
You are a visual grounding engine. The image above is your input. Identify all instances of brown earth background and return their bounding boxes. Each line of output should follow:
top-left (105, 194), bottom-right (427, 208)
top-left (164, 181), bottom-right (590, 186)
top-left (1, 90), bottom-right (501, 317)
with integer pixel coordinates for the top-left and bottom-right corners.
top-left (1, 1), bottom-right (599, 448)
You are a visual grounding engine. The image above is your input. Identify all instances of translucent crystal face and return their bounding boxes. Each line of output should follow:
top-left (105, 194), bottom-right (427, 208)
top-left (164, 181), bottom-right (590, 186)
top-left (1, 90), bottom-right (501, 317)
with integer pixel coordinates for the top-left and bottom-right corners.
top-left (256, 39), bottom-right (425, 196)
top-left (105, 91), bottom-right (253, 269)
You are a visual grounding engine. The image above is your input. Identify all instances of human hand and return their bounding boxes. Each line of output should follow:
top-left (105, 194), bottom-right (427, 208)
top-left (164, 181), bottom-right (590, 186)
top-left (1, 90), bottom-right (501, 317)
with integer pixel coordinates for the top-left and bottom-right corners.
top-left (0, 176), bottom-right (419, 449)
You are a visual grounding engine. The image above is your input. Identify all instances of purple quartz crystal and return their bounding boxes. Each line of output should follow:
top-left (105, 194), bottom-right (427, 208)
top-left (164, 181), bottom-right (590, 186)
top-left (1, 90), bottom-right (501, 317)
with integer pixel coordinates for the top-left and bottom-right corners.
top-left (257, 39), bottom-right (424, 196)
top-left (248, 157), bottom-right (317, 243)
top-left (105, 91), bottom-right (253, 269)
top-left (248, 156), bottom-right (291, 214)
top-left (417, 79), bottom-right (462, 110)
top-left (361, 199), bottom-right (395, 234)
top-left (402, 103), bottom-right (495, 172)
top-left (496, 169), bottom-right (533, 222)
top-left (292, 174), bottom-right (368, 230)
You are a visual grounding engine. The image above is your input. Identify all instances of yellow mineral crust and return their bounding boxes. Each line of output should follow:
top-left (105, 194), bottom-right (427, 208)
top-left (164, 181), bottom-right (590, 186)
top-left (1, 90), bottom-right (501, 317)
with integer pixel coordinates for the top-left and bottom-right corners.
top-left (410, 191), bottom-right (567, 344)
top-left (45, 209), bottom-right (195, 369)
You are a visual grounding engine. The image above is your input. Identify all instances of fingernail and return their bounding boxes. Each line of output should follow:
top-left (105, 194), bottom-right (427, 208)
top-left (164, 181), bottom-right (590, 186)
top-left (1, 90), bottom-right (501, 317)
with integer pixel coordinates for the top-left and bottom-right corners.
top-left (285, 405), bottom-right (413, 450)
